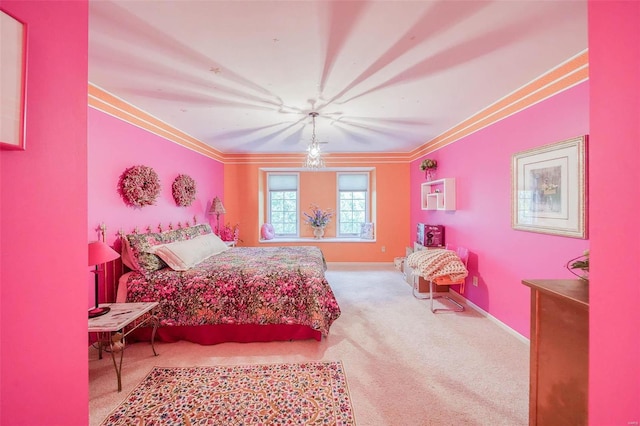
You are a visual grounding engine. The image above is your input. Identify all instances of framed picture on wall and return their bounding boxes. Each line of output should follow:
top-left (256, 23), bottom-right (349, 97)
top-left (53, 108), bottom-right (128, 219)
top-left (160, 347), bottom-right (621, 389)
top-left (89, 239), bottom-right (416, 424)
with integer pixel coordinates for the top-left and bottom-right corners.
top-left (360, 222), bottom-right (374, 240)
top-left (1, 9), bottom-right (28, 150)
top-left (511, 135), bottom-right (588, 239)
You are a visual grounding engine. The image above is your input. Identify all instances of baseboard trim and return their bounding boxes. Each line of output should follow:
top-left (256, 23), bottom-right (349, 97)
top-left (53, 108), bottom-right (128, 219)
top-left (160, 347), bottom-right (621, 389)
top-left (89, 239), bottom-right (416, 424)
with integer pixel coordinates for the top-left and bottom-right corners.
top-left (447, 290), bottom-right (530, 346)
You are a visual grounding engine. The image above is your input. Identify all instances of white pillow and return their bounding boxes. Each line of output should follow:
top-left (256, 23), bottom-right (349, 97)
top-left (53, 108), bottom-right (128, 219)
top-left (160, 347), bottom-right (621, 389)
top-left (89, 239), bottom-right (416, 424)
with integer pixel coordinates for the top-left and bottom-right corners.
top-left (149, 233), bottom-right (229, 271)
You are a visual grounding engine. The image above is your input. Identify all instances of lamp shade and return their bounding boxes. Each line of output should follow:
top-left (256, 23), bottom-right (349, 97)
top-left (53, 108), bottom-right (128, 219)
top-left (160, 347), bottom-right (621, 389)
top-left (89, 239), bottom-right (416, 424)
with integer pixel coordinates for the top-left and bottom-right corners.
top-left (88, 241), bottom-right (120, 266)
top-left (209, 196), bottom-right (226, 215)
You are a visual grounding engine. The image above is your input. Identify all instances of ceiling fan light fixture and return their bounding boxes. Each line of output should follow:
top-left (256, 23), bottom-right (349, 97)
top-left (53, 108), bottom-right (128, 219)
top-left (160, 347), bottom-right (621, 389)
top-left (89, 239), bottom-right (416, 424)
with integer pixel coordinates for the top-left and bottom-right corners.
top-left (304, 112), bottom-right (325, 169)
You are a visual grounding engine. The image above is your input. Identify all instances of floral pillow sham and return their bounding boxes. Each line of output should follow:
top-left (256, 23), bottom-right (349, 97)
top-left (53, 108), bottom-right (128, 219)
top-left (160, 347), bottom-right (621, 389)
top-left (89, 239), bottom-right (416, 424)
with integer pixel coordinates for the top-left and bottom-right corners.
top-left (123, 223), bottom-right (213, 274)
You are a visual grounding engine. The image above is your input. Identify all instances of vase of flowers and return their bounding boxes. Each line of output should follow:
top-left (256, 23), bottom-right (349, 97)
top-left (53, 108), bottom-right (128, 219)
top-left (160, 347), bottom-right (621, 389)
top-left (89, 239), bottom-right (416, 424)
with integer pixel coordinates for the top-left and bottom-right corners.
top-left (304, 205), bottom-right (333, 239)
top-left (313, 226), bottom-right (326, 239)
top-left (420, 158), bottom-right (438, 181)
top-left (218, 223), bottom-right (240, 244)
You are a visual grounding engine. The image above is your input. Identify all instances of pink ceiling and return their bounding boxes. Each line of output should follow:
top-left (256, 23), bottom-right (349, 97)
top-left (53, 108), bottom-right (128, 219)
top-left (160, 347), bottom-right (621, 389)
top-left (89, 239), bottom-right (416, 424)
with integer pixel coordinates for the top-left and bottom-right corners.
top-left (89, 0), bottom-right (587, 155)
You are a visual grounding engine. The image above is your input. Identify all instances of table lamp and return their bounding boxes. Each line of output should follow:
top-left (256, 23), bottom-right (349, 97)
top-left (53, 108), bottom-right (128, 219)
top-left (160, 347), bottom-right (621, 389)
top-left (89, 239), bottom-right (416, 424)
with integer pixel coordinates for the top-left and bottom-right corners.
top-left (88, 241), bottom-right (120, 318)
top-left (208, 196), bottom-right (226, 234)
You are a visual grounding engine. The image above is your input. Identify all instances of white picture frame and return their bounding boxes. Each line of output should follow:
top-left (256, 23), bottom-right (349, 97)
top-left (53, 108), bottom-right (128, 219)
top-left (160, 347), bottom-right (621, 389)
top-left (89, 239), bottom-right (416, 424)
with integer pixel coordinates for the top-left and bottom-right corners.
top-left (511, 136), bottom-right (588, 238)
top-left (360, 223), bottom-right (374, 240)
top-left (1, 9), bottom-right (28, 150)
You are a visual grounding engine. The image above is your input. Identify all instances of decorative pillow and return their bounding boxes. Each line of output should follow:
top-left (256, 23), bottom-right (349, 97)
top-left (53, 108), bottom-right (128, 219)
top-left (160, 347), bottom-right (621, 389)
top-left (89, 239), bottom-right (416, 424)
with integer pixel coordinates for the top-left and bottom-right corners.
top-left (124, 224), bottom-right (213, 273)
top-left (122, 235), bottom-right (163, 273)
top-left (261, 223), bottom-right (275, 240)
top-left (149, 232), bottom-right (229, 271)
top-left (120, 239), bottom-right (138, 271)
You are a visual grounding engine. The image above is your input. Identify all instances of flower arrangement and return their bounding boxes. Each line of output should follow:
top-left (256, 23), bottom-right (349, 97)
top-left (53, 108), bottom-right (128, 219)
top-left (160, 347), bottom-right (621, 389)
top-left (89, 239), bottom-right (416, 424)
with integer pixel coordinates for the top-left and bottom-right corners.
top-left (304, 205), bottom-right (333, 228)
top-left (420, 158), bottom-right (437, 170)
top-left (172, 174), bottom-right (197, 207)
top-left (118, 165), bottom-right (161, 207)
top-left (218, 223), bottom-right (240, 243)
top-left (567, 249), bottom-right (589, 281)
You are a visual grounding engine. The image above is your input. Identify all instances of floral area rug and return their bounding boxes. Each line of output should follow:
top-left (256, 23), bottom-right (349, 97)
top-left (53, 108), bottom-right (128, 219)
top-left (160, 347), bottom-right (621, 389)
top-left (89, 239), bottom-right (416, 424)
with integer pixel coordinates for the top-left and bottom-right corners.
top-left (101, 361), bottom-right (355, 425)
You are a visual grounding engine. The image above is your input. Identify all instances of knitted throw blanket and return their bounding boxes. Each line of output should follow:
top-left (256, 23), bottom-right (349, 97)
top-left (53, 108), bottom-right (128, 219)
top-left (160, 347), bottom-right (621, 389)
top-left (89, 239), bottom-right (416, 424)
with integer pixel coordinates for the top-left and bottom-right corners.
top-left (406, 249), bottom-right (468, 282)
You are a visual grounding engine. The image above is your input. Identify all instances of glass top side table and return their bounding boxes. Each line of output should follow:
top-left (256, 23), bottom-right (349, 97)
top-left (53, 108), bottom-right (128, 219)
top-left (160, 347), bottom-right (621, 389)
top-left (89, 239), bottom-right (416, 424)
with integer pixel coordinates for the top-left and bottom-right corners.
top-left (89, 302), bottom-right (159, 392)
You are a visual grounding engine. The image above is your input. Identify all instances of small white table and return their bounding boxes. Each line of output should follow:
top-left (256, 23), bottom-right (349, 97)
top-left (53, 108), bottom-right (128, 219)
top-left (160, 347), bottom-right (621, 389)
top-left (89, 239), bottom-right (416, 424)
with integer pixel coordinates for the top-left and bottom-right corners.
top-left (89, 302), bottom-right (159, 391)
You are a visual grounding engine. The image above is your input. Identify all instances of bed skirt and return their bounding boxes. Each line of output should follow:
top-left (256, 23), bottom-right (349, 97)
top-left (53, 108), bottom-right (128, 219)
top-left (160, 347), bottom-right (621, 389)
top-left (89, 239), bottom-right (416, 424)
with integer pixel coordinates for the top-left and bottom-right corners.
top-left (128, 324), bottom-right (322, 345)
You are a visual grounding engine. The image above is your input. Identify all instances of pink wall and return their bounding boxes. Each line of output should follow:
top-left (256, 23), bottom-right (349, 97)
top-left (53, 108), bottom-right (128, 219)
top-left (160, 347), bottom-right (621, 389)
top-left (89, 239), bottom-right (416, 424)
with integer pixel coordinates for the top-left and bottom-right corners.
top-left (0, 1), bottom-right (89, 424)
top-left (88, 108), bottom-right (224, 304)
top-left (410, 82), bottom-right (590, 337)
top-left (588, 1), bottom-right (640, 423)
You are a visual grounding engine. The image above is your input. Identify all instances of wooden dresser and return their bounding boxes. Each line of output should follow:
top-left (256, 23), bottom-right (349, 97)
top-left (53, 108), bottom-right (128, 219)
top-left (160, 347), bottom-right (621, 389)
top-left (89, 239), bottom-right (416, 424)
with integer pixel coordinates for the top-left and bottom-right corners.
top-left (522, 279), bottom-right (589, 426)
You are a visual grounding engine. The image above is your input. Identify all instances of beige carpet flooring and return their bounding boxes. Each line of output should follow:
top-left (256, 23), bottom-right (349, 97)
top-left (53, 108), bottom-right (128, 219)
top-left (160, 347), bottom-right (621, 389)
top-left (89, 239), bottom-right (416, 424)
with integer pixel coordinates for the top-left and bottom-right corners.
top-left (89, 263), bottom-right (529, 425)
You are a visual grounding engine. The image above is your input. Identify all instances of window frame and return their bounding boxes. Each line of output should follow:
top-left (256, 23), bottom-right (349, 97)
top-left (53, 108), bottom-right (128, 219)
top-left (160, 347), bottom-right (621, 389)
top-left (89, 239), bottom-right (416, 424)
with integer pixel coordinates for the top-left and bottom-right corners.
top-left (267, 172), bottom-right (300, 237)
top-left (336, 172), bottom-right (370, 237)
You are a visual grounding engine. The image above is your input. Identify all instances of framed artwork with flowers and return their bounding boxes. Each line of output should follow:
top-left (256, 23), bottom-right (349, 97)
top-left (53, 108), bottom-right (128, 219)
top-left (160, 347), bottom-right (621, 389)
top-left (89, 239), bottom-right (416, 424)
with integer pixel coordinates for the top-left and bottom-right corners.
top-left (511, 135), bottom-right (588, 238)
top-left (1, 10), bottom-right (28, 150)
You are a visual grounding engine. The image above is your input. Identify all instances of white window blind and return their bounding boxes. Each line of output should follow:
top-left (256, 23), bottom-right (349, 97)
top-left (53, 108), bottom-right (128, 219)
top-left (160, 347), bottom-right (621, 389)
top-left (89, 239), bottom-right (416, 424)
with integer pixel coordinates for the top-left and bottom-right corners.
top-left (338, 173), bottom-right (368, 191)
top-left (268, 174), bottom-right (298, 191)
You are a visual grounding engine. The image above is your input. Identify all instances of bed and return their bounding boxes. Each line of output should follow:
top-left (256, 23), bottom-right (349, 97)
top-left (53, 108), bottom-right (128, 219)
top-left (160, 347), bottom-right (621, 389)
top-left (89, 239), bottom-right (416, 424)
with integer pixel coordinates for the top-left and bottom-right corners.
top-left (116, 223), bottom-right (341, 345)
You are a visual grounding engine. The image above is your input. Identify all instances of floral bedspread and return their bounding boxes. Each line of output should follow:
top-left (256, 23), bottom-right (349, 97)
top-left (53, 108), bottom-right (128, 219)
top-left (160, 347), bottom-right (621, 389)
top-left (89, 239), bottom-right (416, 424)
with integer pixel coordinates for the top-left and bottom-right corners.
top-left (124, 246), bottom-right (341, 336)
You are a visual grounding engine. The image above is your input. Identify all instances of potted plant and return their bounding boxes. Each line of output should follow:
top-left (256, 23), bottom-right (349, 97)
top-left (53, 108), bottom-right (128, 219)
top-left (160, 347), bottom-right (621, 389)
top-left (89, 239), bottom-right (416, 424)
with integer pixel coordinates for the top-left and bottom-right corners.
top-left (218, 223), bottom-right (240, 244)
top-left (303, 205), bottom-right (333, 239)
top-left (567, 249), bottom-right (589, 281)
top-left (420, 158), bottom-right (438, 180)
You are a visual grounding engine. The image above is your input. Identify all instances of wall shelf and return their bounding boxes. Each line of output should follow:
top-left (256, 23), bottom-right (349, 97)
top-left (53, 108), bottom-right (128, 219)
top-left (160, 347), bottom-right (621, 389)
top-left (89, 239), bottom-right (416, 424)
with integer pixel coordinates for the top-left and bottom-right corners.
top-left (421, 178), bottom-right (456, 211)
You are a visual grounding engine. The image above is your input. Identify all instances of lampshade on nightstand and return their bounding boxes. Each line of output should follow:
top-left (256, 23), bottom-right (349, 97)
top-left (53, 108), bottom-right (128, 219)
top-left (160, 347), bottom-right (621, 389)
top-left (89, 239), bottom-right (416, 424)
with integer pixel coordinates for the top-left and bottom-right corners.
top-left (208, 196), bottom-right (226, 234)
top-left (88, 241), bottom-right (120, 318)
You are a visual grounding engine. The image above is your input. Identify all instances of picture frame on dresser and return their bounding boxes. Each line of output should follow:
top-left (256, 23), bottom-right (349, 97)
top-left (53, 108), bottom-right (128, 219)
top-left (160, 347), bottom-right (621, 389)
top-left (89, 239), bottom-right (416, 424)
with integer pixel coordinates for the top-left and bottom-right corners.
top-left (0, 9), bottom-right (28, 150)
top-left (511, 135), bottom-right (588, 239)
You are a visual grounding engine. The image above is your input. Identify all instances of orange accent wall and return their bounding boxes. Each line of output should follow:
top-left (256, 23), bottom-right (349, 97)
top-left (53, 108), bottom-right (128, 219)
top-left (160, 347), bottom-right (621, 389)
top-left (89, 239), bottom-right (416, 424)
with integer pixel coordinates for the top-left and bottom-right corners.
top-left (299, 172), bottom-right (337, 238)
top-left (224, 162), bottom-right (409, 262)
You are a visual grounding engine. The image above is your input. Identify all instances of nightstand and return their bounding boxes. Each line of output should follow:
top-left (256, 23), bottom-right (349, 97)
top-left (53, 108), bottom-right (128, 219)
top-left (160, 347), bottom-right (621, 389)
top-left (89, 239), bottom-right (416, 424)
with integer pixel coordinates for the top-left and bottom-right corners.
top-left (89, 302), bottom-right (159, 391)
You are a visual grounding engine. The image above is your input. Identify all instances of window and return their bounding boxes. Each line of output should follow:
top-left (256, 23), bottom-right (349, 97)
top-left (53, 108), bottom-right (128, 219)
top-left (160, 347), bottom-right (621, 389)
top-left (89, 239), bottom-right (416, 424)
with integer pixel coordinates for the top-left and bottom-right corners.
top-left (267, 173), bottom-right (299, 236)
top-left (261, 167), bottom-right (375, 242)
top-left (337, 173), bottom-right (369, 237)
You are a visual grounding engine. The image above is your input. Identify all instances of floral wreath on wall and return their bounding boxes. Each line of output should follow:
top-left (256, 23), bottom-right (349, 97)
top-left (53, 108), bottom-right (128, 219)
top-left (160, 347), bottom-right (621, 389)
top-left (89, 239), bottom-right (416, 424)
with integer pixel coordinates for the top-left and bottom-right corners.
top-left (172, 174), bottom-right (197, 207)
top-left (118, 165), bottom-right (161, 207)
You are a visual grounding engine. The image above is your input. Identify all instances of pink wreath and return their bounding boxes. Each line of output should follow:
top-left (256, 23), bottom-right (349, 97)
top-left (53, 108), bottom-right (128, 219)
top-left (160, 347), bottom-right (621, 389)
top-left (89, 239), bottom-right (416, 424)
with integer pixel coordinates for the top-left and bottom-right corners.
top-left (118, 165), bottom-right (161, 207)
top-left (172, 174), bottom-right (197, 207)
